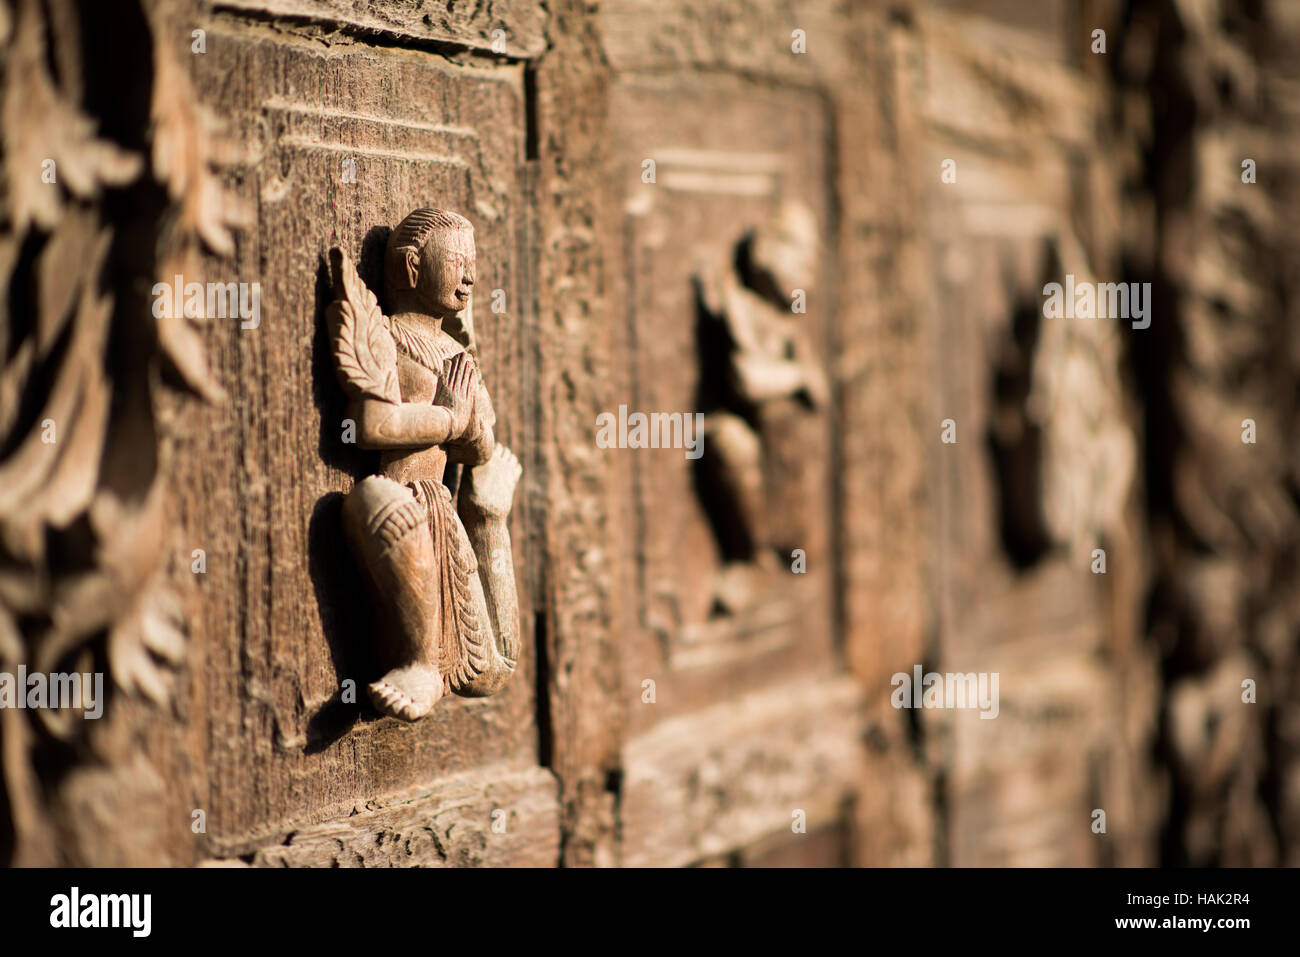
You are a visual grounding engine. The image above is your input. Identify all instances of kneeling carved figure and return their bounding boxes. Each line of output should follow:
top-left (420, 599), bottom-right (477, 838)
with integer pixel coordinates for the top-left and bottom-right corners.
top-left (326, 208), bottom-right (521, 721)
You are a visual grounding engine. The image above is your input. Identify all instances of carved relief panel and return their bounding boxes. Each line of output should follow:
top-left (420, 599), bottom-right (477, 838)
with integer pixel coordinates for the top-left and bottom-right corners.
top-left (613, 75), bottom-right (836, 719)
top-left (168, 16), bottom-right (551, 861)
top-left (603, 71), bottom-right (861, 867)
top-left (917, 16), bottom-right (1154, 866)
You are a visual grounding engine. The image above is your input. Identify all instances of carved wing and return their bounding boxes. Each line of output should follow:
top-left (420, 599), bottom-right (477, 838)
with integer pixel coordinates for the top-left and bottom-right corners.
top-left (326, 246), bottom-right (400, 404)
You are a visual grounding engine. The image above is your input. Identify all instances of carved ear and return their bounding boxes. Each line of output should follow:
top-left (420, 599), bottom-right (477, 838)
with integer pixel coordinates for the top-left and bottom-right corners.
top-left (404, 247), bottom-right (420, 288)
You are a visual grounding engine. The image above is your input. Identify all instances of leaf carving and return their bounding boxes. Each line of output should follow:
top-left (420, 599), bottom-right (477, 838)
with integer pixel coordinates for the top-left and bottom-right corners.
top-left (1, 0), bottom-right (142, 234)
top-left (327, 246), bottom-right (400, 404)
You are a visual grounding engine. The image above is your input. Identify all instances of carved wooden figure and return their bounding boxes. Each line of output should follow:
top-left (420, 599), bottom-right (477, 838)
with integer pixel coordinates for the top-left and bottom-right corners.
top-left (695, 201), bottom-right (824, 613)
top-left (327, 209), bottom-right (521, 721)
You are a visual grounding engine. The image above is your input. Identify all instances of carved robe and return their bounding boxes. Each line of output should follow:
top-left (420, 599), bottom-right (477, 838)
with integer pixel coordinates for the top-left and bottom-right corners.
top-left (385, 317), bottom-right (496, 691)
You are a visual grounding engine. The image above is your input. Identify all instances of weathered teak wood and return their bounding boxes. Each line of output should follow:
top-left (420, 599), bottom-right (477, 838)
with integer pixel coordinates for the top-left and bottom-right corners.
top-left (618, 678), bottom-right (866, 867)
top-left (0, 0), bottom-right (903, 869)
top-left (214, 0), bottom-right (548, 57)
top-left (14, 0), bottom-right (1272, 870)
top-left (229, 764), bottom-right (559, 867)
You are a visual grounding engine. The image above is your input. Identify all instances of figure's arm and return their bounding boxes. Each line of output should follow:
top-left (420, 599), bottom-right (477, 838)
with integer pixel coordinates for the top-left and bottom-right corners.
top-left (729, 351), bottom-right (809, 403)
top-left (460, 486), bottom-right (519, 671)
top-left (349, 347), bottom-right (483, 450)
top-left (457, 443), bottom-right (524, 688)
top-left (349, 397), bottom-right (456, 449)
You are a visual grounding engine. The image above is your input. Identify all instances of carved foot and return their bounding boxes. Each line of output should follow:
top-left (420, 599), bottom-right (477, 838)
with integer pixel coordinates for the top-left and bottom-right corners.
top-left (368, 663), bottom-right (443, 721)
top-left (463, 444), bottom-right (522, 520)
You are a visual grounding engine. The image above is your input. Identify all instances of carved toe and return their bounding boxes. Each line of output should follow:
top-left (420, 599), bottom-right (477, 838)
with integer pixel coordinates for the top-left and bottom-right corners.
top-left (367, 667), bottom-right (440, 721)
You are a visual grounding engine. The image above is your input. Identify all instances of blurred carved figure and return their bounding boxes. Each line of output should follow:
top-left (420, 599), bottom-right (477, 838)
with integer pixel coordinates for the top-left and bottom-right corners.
top-left (327, 209), bottom-right (522, 721)
top-left (694, 201), bottom-right (825, 614)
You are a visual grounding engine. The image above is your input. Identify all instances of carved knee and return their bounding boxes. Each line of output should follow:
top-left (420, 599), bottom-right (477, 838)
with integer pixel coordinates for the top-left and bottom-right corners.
top-left (343, 475), bottom-right (425, 552)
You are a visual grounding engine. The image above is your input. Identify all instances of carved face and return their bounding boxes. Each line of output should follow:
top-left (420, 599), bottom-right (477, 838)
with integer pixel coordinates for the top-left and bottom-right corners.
top-left (417, 227), bottom-right (476, 315)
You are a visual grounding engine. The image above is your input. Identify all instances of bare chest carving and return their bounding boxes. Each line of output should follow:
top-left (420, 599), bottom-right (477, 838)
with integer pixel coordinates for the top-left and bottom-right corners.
top-left (326, 208), bottom-right (522, 720)
top-left (395, 346), bottom-right (442, 405)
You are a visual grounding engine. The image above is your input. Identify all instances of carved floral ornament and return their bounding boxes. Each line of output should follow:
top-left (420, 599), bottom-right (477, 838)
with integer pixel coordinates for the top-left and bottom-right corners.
top-left (0, 0), bottom-right (250, 864)
top-left (327, 209), bottom-right (522, 721)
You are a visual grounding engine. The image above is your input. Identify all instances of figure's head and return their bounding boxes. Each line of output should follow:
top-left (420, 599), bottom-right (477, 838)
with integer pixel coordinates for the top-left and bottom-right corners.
top-left (747, 201), bottom-right (819, 305)
top-left (385, 208), bottom-right (476, 316)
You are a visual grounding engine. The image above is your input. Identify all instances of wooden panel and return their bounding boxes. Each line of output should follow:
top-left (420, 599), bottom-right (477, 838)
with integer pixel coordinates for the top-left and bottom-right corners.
top-left (215, 0), bottom-right (548, 57)
top-left (740, 818), bottom-right (853, 867)
top-left (244, 765), bottom-right (558, 866)
top-left (916, 5), bottom-right (1159, 866)
top-left (609, 73), bottom-right (838, 738)
top-left (173, 17), bottom-right (548, 855)
top-left (599, 0), bottom-right (848, 81)
top-left (619, 677), bottom-right (866, 867)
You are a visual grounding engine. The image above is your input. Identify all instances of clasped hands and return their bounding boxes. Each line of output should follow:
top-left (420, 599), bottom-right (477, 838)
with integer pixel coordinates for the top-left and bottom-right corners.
top-left (434, 351), bottom-right (480, 440)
